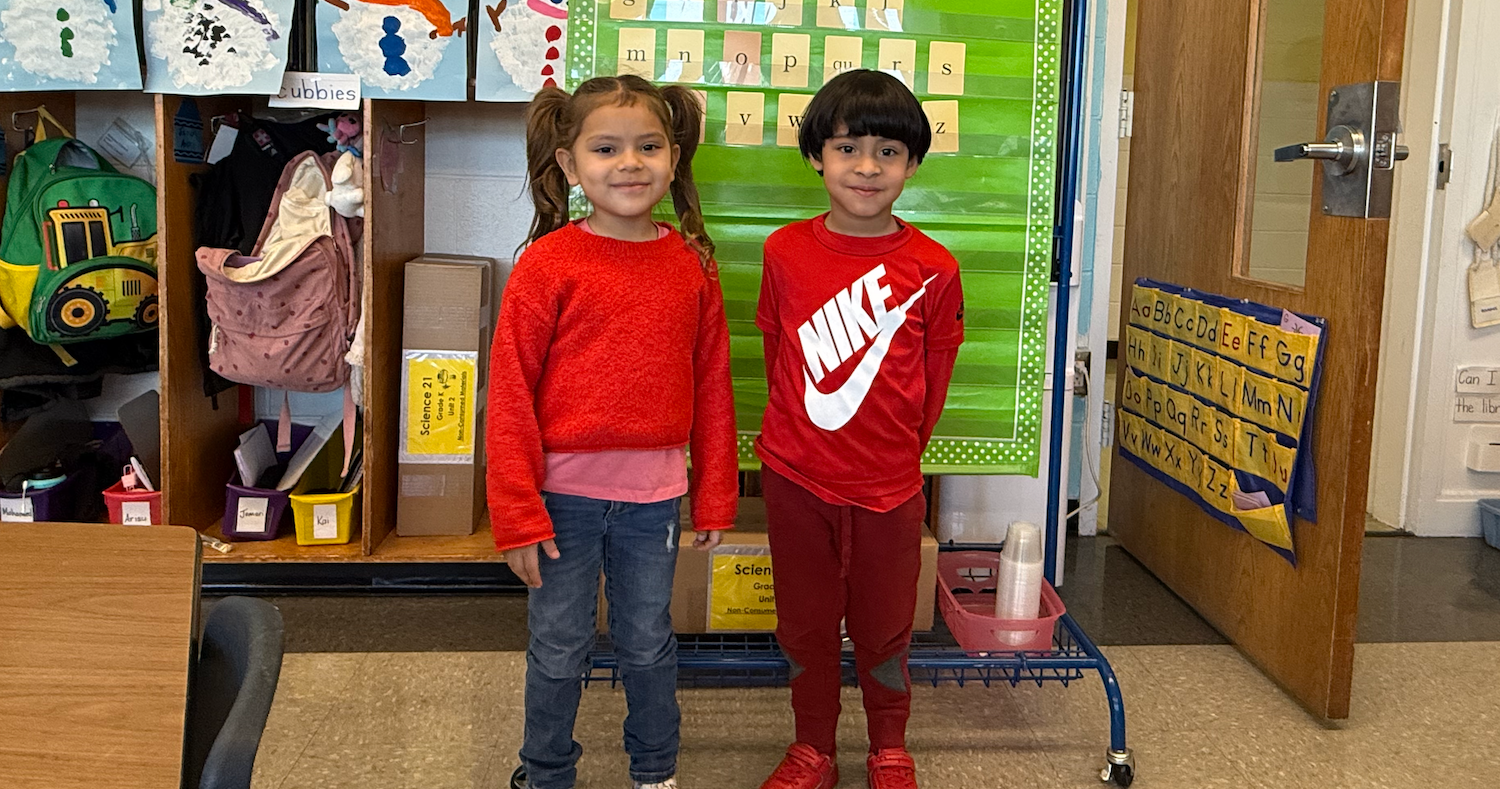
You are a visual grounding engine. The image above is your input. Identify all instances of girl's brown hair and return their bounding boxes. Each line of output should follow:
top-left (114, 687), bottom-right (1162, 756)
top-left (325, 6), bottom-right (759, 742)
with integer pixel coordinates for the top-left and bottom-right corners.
top-left (523, 75), bottom-right (715, 265)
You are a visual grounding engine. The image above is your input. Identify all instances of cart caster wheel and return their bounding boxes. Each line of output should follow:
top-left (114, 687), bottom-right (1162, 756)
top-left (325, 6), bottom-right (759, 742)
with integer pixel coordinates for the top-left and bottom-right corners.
top-left (1099, 749), bottom-right (1135, 787)
top-left (510, 765), bottom-right (527, 789)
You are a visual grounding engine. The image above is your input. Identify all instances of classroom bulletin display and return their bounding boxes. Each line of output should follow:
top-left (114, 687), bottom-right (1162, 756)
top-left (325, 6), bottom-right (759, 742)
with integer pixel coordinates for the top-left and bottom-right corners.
top-left (1118, 280), bottom-right (1327, 564)
top-left (568, 0), bottom-right (1066, 475)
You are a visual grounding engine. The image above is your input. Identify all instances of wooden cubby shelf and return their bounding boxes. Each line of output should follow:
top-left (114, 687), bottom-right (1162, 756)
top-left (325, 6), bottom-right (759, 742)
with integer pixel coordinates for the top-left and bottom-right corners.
top-left (146, 94), bottom-right (496, 564)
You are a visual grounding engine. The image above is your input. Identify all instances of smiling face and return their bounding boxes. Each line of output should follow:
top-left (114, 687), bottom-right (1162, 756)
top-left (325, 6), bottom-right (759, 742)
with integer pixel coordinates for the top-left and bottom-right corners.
top-left (556, 101), bottom-right (679, 237)
top-left (813, 127), bottom-right (920, 236)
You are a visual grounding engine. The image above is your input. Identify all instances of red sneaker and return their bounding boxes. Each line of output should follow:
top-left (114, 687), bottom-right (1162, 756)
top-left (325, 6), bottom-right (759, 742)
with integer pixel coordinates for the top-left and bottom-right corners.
top-left (866, 748), bottom-right (918, 789)
top-left (759, 743), bottom-right (839, 789)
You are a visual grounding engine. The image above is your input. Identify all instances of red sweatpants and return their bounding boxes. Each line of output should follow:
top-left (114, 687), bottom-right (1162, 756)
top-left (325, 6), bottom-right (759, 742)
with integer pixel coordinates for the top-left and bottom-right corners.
top-left (762, 466), bottom-right (926, 754)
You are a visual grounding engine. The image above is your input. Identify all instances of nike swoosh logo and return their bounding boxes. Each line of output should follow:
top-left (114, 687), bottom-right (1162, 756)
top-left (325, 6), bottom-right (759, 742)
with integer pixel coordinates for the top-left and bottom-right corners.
top-left (803, 274), bottom-right (938, 431)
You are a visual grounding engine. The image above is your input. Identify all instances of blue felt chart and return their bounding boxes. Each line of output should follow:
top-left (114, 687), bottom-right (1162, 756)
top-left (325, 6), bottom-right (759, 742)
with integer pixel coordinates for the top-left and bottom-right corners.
top-left (0, 0), bottom-right (142, 90)
top-left (142, 0), bottom-right (296, 95)
top-left (475, 0), bottom-right (569, 102)
top-left (317, 0), bottom-right (468, 102)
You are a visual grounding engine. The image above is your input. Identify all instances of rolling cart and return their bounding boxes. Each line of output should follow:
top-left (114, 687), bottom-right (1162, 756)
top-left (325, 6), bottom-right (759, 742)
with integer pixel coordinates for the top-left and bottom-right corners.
top-left (579, 0), bottom-right (1136, 784)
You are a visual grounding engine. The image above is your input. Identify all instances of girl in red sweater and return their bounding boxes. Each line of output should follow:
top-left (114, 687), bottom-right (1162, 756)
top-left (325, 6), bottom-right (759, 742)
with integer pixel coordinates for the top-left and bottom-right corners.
top-left (488, 76), bottom-right (739, 789)
top-left (489, 75), bottom-right (741, 789)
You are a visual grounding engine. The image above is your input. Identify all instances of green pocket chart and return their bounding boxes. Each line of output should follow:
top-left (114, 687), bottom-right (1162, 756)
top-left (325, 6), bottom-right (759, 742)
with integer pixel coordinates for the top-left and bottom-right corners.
top-left (568, 0), bottom-right (1065, 475)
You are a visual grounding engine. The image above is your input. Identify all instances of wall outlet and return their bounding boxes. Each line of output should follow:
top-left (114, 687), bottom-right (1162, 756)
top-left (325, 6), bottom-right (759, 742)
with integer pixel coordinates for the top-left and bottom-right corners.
top-left (1073, 351), bottom-right (1092, 396)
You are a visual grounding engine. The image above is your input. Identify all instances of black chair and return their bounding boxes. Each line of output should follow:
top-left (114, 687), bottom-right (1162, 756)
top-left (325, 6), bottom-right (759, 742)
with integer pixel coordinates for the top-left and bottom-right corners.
top-left (183, 596), bottom-right (285, 789)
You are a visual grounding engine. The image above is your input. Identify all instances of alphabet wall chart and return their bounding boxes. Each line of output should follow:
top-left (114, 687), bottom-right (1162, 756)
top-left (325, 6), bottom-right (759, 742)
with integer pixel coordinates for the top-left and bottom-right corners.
top-left (569, 0), bottom-right (1065, 475)
top-left (1118, 279), bottom-right (1326, 564)
top-left (477, 0), bottom-right (569, 101)
top-left (0, 0), bottom-right (141, 90)
top-left (143, 0), bottom-right (296, 95)
top-left (317, 0), bottom-right (469, 101)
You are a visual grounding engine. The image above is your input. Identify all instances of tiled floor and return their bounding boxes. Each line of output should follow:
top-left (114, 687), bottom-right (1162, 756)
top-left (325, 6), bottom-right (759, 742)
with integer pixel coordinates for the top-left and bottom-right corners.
top-left (240, 533), bottom-right (1500, 789)
top-left (251, 642), bottom-right (1500, 789)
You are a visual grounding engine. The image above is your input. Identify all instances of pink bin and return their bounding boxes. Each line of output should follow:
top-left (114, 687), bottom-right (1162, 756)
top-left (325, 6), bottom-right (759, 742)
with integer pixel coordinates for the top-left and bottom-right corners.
top-left (937, 551), bottom-right (1066, 653)
top-left (103, 480), bottom-right (163, 525)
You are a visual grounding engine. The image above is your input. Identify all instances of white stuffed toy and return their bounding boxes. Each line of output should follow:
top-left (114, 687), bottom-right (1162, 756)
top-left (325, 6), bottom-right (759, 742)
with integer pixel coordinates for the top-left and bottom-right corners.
top-left (326, 151), bottom-right (365, 219)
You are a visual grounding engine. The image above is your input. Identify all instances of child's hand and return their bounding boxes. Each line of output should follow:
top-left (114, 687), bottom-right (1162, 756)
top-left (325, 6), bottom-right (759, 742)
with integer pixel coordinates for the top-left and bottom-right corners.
top-left (507, 539), bottom-right (561, 588)
top-left (692, 530), bottom-right (722, 551)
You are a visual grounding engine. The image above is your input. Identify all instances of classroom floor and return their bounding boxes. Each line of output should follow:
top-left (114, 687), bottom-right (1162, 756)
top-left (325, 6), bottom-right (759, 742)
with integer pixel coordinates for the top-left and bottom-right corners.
top-left (240, 536), bottom-right (1500, 789)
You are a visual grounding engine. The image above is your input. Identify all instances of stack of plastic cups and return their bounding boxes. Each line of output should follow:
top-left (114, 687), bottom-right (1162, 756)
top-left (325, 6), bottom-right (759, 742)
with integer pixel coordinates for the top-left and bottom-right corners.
top-left (994, 521), bottom-right (1045, 645)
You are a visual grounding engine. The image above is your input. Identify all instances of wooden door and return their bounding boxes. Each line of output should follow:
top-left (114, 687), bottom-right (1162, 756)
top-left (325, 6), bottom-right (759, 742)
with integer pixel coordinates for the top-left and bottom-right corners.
top-left (1109, 0), bottom-right (1409, 719)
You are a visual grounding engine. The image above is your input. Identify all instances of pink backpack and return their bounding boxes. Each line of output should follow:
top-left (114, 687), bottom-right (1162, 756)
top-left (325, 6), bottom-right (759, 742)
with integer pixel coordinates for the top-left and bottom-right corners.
top-left (197, 152), bottom-right (361, 393)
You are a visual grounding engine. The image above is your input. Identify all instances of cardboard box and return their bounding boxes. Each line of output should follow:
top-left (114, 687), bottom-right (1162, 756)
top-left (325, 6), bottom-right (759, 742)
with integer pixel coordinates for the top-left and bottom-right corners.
top-left (396, 256), bottom-right (495, 537)
top-left (601, 497), bottom-right (939, 633)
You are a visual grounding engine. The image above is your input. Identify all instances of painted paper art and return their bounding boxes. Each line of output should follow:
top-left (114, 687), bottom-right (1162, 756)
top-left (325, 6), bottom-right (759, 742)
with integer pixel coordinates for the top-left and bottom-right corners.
top-left (143, 0), bottom-right (295, 95)
top-left (317, 0), bottom-right (468, 102)
top-left (0, 0), bottom-right (141, 90)
top-left (476, 0), bottom-right (567, 102)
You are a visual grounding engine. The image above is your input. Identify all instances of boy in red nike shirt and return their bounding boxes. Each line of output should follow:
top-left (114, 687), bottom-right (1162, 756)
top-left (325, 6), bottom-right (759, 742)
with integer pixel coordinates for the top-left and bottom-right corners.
top-left (755, 70), bottom-right (964, 789)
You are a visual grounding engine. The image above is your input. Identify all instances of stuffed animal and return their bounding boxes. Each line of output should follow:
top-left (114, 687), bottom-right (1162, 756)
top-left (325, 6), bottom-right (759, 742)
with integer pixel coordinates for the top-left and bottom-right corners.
top-left (318, 112), bottom-right (363, 157)
top-left (326, 151), bottom-right (366, 218)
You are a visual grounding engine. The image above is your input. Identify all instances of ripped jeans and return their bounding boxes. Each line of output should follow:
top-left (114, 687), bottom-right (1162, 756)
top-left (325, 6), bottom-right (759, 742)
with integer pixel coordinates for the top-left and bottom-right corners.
top-left (520, 493), bottom-right (682, 789)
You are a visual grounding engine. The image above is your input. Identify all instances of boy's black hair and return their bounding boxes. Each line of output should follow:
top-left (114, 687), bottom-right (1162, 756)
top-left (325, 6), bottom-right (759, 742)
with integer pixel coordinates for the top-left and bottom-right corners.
top-left (799, 69), bottom-right (933, 164)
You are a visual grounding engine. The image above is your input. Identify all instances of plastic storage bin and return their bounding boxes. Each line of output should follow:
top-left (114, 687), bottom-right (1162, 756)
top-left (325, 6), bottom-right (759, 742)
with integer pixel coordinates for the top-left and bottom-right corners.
top-left (291, 484), bottom-right (360, 546)
top-left (288, 420), bottom-right (360, 546)
top-left (937, 551), bottom-right (1067, 652)
top-left (222, 472), bottom-right (293, 541)
top-left (0, 473), bottom-right (80, 522)
top-left (1479, 499), bottom-right (1500, 550)
top-left (103, 481), bottom-right (163, 525)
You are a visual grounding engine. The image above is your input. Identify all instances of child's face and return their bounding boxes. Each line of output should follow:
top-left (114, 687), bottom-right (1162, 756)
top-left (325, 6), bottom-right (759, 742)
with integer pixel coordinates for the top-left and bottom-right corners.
top-left (557, 102), bottom-right (680, 224)
top-left (813, 128), bottom-right (920, 225)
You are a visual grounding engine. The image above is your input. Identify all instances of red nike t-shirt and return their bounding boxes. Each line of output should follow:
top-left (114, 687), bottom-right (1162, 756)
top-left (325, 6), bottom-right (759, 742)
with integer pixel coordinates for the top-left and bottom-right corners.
top-left (755, 214), bottom-right (964, 511)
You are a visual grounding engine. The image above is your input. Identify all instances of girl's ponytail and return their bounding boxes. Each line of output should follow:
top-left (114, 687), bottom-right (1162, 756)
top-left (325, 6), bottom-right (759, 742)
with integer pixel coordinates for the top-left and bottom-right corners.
top-left (523, 86), bottom-right (575, 252)
top-left (661, 85), bottom-right (716, 269)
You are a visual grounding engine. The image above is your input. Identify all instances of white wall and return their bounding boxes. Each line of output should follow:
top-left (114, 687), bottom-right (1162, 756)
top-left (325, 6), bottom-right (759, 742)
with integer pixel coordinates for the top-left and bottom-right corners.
top-left (1398, 0), bottom-right (1500, 536)
top-left (424, 102), bottom-right (534, 260)
top-left (1367, 0), bottom-right (1454, 529)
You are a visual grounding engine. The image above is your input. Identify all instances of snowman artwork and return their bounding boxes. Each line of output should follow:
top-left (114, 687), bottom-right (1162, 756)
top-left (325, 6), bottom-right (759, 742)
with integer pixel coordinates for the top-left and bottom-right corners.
top-left (486, 0), bottom-right (566, 94)
top-left (0, 0), bottom-right (118, 84)
top-left (144, 0), bottom-right (283, 91)
top-left (323, 0), bottom-right (465, 92)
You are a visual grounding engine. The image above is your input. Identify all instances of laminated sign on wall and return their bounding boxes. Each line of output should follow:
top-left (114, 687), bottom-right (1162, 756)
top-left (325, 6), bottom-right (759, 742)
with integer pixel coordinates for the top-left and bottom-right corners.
top-left (567, 0), bottom-right (1067, 475)
top-left (1117, 279), bottom-right (1326, 565)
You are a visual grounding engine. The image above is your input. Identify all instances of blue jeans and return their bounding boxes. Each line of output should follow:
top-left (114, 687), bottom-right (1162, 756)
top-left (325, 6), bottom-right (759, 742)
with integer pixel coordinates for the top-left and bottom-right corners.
top-left (521, 493), bottom-right (682, 789)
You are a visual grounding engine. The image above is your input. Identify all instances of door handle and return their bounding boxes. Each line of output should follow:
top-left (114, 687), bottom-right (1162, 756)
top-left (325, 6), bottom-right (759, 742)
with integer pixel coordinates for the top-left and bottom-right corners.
top-left (1274, 125), bottom-right (1366, 176)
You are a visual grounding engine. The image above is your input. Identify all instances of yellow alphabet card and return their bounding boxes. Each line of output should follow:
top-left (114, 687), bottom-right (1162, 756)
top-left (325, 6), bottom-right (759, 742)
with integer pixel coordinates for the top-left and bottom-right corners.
top-left (725, 91), bottom-right (766, 145)
top-left (923, 100), bottom-right (959, 154)
top-left (666, 29), bottom-right (706, 83)
top-left (928, 41), bottom-right (966, 95)
top-left (722, 30), bottom-right (764, 86)
top-left (771, 33), bottom-right (811, 88)
top-left (866, 0), bottom-right (905, 31)
top-left (823, 35), bottom-right (863, 82)
top-left (878, 38), bottom-right (918, 87)
top-left (617, 28), bottom-right (657, 79)
top-left (612, 0), bottom-right (649, 21)
top-left (777, 92), bottom-right (814, 147)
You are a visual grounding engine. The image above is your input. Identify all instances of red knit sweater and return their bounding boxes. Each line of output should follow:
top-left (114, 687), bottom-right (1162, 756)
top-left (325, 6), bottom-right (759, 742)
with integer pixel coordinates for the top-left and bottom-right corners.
top-left (486, 222), bottom-right (739, 551)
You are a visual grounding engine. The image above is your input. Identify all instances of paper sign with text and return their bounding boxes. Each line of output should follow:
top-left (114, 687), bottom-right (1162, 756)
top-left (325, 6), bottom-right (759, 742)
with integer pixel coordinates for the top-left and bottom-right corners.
top-left (270, 72), bottom-right (361, 110)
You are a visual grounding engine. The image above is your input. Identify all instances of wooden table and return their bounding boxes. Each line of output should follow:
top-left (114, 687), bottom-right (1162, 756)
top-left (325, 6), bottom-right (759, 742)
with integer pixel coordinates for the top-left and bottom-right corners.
top-left (0, 522), bottom-right (201, 789)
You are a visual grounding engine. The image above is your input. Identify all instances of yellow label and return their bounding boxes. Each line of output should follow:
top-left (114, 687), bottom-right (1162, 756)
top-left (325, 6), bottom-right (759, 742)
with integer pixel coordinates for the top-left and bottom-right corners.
top-left (1146, 331), bottom-right (1171, 381)
top-left (927, 40), bottom-right (965, 94)
top-left (1187, 347), bottom-right (1218, 403)
top-left (1239, 317), bottom-right (1281, 375)
top-left (709, 553), bottom-right (779, 630)
top-left (1164, 339), bottom-right (1191, 389)
top-left (1199, 455), bottom-right (1236, 514)
top-left (1234, 504), bottom-right (1294, 551)
top-left (1123, 325), bottom-right (1150, 371)
top-left (1217, 308), bottom-right (1252, 368)
top-left (405, 356), bottom-right (477, 458)
top-left (1128, 286), bottom-right (1157, 329)
top-left (1212, 357), bottom-right (1243, 414)
top-left (923, 100), bottom-right (960, 154)
top-left (1273, 329), bottom-right (1316, 388)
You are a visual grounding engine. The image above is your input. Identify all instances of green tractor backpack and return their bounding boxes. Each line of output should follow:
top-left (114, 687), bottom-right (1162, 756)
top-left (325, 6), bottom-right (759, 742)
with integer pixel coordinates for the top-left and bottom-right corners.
top-left (0, 124), bottom-right (158, 345)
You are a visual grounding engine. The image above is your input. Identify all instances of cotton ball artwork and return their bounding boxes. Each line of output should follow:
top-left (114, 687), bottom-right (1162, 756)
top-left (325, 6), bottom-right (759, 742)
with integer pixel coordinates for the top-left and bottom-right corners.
top-left (0, 0), bottom-right (118, 83)
top-left (332, 2), bottom-right (451, 91)
top-left (488, 0), bottom-right (567, 94)
top-left (144, 0), bottom-right (281, 91)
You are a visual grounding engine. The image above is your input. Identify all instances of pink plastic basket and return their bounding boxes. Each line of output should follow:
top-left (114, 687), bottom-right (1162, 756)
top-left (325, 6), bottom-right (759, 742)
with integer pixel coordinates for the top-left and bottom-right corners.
top-left (937, 551), bottom-right (1066, 653)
